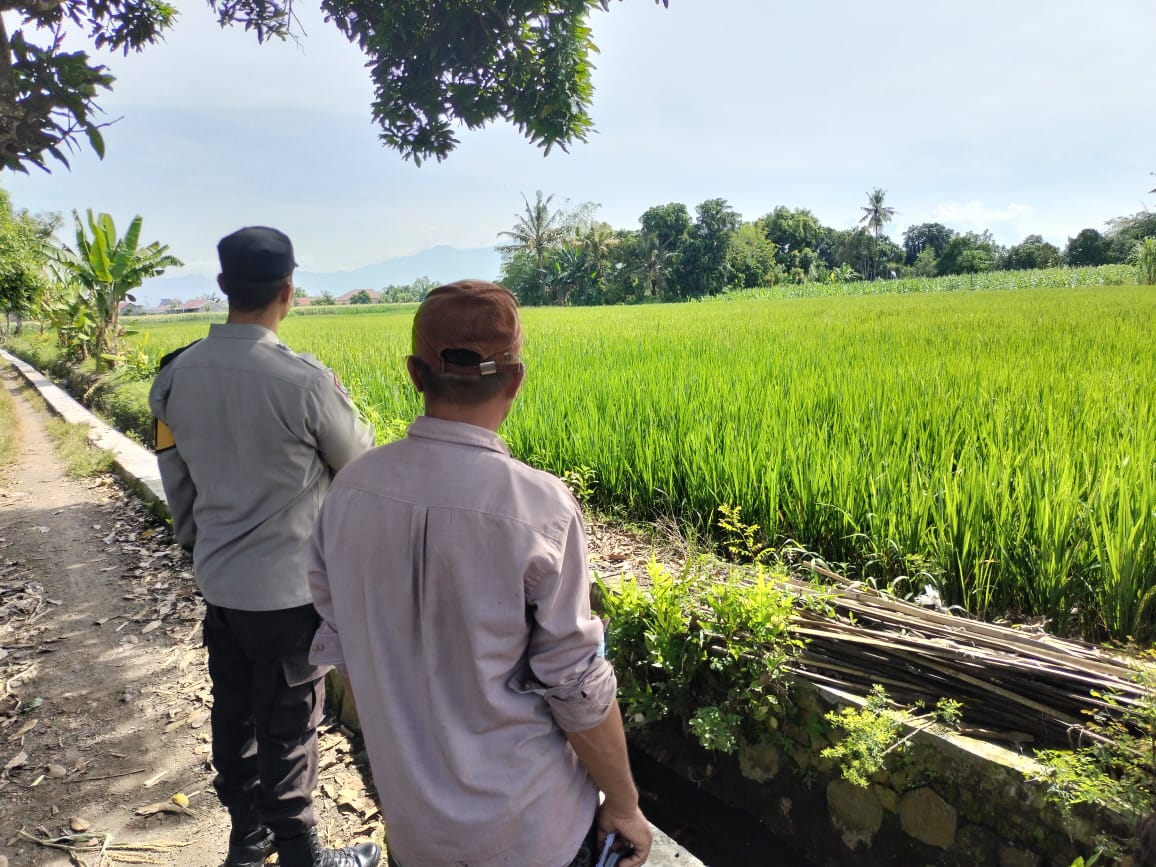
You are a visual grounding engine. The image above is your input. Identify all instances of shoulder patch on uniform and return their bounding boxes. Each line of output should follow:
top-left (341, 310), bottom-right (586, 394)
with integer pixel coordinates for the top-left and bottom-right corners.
top-left (332, 371), bottom-right (349, 397)
top-left (159, 339), bottom-right (202, 370)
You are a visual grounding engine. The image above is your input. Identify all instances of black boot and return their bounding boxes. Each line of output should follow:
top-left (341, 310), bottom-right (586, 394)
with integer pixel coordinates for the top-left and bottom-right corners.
top-left (224, 826), bottom-right (276, 867)
top-left (276, 828), bottom-right (381, 867)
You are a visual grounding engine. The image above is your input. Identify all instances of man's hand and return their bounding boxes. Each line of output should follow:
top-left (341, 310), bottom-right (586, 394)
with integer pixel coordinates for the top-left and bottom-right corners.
top-left (596, 802), bottom-right (652, 866)
top-left (563, 700), bottom-right (651, 865)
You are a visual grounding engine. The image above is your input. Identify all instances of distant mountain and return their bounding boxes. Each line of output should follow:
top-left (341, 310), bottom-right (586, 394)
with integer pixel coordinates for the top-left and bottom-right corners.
top-left (135, 245), bottom-right (503, 305)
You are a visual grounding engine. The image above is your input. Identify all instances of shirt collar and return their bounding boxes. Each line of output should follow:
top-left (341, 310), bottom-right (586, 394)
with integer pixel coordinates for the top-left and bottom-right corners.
top-left (207, 323), bottom-right (283, 345)
top-left (406, 415), bottom-right (510, 457)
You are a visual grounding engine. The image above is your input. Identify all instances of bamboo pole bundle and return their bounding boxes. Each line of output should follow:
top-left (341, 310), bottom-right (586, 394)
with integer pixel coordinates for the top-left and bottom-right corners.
top-left (775, 564), bottom-right (1151, 749)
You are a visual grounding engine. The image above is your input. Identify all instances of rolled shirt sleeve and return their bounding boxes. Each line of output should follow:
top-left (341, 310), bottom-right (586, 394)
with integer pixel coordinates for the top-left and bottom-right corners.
top-left (527, 506), bottom-right (618, 732)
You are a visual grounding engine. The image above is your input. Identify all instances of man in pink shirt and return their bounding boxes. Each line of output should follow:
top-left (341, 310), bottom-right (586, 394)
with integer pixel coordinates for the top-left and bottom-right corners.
top-left (308, 280), bottom-right (651, 867)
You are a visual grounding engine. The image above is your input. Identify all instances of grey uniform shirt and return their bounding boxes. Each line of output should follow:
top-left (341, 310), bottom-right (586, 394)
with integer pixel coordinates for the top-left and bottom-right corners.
top-left (149, 322), bottom-right (374, 611)
top-left (308, 416), bottom-right (616, 867)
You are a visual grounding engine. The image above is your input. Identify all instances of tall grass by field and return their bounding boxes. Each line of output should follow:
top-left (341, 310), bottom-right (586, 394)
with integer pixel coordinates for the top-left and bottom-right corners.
top-left (127, 281), bottom-right (1156, 642)
top-left (720, 264), bottom-right (1135, 301)
top-left (0, 376), bottom-right (19, 473)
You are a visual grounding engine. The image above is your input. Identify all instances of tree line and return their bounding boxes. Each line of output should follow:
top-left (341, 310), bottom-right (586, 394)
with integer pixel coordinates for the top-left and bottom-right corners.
top-left (296, 277), bottom-right (437, 307)
top-left (4, 182), bottom-right (1155, 370)
top-left (496, 189), bottom-right (1156, 306)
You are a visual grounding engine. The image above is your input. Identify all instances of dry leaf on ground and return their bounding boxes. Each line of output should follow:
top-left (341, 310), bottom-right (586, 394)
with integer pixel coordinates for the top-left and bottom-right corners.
top-left (134, 801), bottom-right (195, 817)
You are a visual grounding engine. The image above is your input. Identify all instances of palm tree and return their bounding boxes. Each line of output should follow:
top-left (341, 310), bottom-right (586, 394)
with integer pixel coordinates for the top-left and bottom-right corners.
top-left (545, 243), bottom-right (585, 306)
top-left (858, 188), bottom-right (895, 279)
top-left (631, 232), bottom-right (672, 298)
top-left (49, 210), bottom-right (182, 368)
top-left (496, 191), bottom-right (566, 277)
top-left (859, 187), bottom-right (895, 240)
top-left (580, 221), bottom-right (618, 278)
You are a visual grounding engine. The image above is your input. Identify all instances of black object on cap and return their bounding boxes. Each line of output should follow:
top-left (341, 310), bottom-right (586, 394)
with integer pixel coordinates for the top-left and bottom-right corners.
top-left (217, 226), bottom-right (297, 283)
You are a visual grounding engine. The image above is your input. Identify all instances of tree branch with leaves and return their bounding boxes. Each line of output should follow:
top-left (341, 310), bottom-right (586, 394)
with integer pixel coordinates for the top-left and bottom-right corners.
top-left (2, 0), bottom-right (667, 173)
top-left (0, 0), bottom-right (177, 172)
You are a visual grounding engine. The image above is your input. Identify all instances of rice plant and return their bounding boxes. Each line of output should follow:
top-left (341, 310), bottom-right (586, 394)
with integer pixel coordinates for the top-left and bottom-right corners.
top-left (128, 280), bottom-right (1156, 642)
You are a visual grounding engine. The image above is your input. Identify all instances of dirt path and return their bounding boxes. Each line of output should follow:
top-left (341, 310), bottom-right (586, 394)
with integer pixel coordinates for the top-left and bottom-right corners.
top-left (0, 366), bottom-right (381, 867)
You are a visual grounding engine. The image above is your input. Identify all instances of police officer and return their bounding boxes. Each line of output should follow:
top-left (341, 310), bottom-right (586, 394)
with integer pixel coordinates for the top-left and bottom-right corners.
top-left (149, 227), bottom-right (379, 867)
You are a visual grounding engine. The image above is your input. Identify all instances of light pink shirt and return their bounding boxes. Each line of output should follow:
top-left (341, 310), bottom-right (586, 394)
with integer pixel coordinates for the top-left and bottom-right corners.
top-left (308, 416), bottom-right (616, 867)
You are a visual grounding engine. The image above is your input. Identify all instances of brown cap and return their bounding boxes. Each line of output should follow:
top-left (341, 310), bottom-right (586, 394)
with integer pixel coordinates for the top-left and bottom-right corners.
top-left (411, 280), bottom-right (524, 376)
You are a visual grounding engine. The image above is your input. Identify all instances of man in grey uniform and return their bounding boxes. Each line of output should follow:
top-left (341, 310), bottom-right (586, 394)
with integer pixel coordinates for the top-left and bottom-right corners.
top-left (149, 227), bottom-right (379, 867)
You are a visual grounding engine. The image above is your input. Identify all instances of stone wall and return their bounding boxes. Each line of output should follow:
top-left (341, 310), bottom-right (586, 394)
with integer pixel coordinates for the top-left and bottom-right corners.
top-left (327, 664), bottom-right (1121, 865)
top-left (631, 681), bottom-right (1123, 867)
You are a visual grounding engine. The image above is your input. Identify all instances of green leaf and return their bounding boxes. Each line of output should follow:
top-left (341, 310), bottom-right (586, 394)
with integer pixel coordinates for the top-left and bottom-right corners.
top-left (86, 126), bottom-right (106, 159)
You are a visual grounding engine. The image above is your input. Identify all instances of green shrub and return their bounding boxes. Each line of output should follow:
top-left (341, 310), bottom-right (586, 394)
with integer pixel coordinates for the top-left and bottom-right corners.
top-left (98, 379), bottom-right (154, 445)
top-left (1131, 237), bottom-right (1156, 286)
top-left (821, 684), bottom-right (962, 787)
top-left (4, 331), bottom-right (155, 444)
top-left (598, 559), bottom-right (807, 752)
top-left (1033, 655), bottom-right (1156, 865)
top-left (0, 380), bottom-right (18, 472)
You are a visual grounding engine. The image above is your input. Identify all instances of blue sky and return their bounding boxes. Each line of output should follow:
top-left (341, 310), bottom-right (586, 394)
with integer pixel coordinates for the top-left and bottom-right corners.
top-left (4, 0), bottom-right (1155, 279)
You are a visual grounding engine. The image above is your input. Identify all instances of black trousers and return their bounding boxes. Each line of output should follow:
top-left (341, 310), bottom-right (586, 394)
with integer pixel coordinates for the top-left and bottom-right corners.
top-left (203, 602), bottom-right (326, 840)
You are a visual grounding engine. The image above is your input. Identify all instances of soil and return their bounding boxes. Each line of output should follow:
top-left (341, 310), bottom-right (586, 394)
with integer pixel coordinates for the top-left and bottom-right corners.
top-left (0, 365), bottom-right (383, 867)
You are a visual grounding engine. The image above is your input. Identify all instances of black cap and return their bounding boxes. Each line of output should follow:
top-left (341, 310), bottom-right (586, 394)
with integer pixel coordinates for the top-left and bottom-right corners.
top-left (217, 226), bottom-right (297, 282)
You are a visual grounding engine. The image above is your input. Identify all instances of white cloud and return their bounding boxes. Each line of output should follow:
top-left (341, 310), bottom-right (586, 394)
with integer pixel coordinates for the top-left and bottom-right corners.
top-left (925, 202), bottom-right (1037, 244)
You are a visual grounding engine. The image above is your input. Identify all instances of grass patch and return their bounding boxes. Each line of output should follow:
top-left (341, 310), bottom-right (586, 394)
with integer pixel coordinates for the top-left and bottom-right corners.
top-left (45, 417), bottom-right (114, 478)
top-left (14, 383), bottom-right (116, 479)
top-left (3, 332), bottom-right (156, 444)
top-left (0, 377), bottom-right (20, 474)
top-left (2, 374), bottom-right (111, 478)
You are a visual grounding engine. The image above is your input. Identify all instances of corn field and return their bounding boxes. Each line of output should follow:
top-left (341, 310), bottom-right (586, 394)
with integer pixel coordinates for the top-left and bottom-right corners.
top-left (128, 279), bottom-right (1156, 642)
top-left (721, 263), bottom-right (1135, 301)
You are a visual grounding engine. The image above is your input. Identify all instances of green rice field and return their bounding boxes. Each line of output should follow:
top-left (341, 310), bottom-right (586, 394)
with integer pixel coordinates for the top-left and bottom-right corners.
top-left (127, 278), bottom-right (1156, 643)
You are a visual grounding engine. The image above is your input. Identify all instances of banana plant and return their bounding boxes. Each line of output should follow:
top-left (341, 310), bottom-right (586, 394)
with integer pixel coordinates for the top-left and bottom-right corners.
top-left (47, 211), bottom-right (182, 369)
top-left (38, 282), bottom-right (98, 362)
